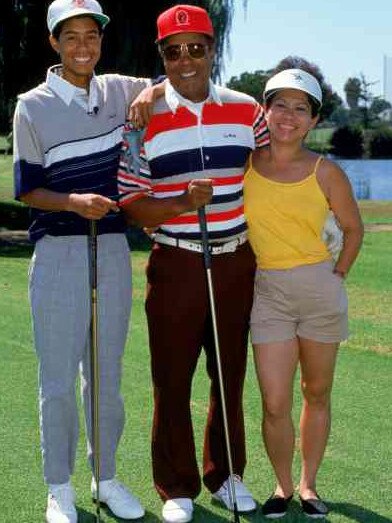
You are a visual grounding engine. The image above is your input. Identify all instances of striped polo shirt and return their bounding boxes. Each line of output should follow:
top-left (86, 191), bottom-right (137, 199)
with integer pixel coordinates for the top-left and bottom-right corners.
top-left (118, 80), bottom-right (268, 243)
top-left (13, 65), bottom-right (149, 243)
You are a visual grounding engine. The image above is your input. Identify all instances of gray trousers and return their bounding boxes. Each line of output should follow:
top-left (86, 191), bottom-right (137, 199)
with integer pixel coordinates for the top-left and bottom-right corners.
top-left (29, 234), bottom-right (132, 485)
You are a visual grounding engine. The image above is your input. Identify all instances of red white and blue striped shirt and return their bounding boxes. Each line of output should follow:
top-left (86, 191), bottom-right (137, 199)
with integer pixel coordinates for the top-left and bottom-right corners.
top-left (118, 81), bottom-right (268, 243)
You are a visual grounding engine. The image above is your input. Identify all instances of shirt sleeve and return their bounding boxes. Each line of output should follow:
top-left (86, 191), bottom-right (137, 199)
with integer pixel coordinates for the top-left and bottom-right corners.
top-left (13, 99), bottom-right (46, 200)
top-left (117, 75), bottom-right (153, 106)
top-left (117, 122), bottom-right (152, 207)
top-left (253, 102), bottom-right (270, 148)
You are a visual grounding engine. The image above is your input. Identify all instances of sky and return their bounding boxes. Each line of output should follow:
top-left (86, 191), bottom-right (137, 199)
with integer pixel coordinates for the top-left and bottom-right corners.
top-left (221, 0), bottom-right (392, 103)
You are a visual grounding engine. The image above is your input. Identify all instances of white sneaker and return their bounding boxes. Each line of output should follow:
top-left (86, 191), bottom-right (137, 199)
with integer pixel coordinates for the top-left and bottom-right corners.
top-left (162, 498), bottom-right (194, 523)
top-left (91, 477), bottom-right (145, 519)
top-left (46, 483), bottom-right (77, 523)
top-left (212, 475), bottom-right (256, 513)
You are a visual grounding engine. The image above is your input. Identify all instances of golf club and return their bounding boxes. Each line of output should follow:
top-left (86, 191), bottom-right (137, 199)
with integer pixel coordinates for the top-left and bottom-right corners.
top-left (198, 207), bottom-right (240, 523)
top-left (89, 219), bottom-right (101, 522)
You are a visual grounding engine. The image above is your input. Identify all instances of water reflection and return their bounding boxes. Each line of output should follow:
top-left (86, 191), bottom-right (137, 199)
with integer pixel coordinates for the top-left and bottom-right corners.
top-left (336, 159), bottom-right (392, 200)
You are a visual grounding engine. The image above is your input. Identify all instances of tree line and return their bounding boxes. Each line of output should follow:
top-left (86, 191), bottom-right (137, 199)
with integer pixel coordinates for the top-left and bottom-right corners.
top-left (2, 0), bottom-right (390, 157)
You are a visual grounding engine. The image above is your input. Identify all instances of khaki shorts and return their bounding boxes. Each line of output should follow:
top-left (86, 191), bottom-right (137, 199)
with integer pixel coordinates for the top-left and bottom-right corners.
top-left (250, 261), bottom-right (348, 344)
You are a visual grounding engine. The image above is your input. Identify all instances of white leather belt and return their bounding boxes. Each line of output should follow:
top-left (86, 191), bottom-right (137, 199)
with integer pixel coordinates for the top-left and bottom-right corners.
top-left (153, 232), bottom-right (247, 255)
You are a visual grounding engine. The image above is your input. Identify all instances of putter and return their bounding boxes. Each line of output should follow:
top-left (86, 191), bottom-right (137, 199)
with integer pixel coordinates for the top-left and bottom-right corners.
top-left (89, 219), bottom-right (101, 522)
top-left (198, 207), bottom-right (240, 523)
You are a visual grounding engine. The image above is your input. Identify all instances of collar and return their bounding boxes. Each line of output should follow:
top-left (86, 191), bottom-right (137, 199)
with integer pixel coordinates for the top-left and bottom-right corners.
top-left (165, 79), bottom-right (222, 114)
top-left (46, 65), bottom-right (99, 113)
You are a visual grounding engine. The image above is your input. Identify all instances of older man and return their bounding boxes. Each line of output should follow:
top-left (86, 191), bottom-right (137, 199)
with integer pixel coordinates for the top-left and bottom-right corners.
top-left (118, 5), bottom-right (268, 522)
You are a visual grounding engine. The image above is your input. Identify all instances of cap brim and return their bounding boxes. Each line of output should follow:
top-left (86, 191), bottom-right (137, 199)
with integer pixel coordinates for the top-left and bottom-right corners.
top-left (50, 9), bottom-right (110, 33)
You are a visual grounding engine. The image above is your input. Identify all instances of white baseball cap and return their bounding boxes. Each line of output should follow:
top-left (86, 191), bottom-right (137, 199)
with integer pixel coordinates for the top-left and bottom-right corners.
top-left (47, 0), bottom-right (110, 34)
top-left (264, 68), bottom-right (323, 107)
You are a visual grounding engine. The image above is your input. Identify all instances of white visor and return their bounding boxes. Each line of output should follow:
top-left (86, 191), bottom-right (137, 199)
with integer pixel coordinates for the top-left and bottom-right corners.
top-left (264, 68), bottom-right (322, 107)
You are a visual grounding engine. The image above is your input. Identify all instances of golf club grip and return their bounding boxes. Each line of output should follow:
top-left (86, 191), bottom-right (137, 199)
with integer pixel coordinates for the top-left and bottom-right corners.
top-left (197, 207), bottom-right (212, 269)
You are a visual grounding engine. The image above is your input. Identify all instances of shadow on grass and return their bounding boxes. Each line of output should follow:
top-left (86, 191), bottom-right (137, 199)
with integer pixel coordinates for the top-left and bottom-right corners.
top-left (194, 502), bottom-right (243, 521)
top-left (76, 506), bottom-right (161, 522)
top-left (328, 501), bottom-right (392, 522)
top-left (280, 500), bottom-right (391, 522)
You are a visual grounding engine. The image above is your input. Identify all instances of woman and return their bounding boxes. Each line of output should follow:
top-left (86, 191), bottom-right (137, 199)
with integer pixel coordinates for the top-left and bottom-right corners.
top-left (244, 65), bottom-right (364, 518)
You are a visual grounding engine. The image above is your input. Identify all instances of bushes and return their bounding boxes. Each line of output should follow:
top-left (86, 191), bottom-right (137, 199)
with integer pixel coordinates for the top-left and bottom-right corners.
top-left (330, 125), bottom-right (364, 158)
top-left (368, 127), bottom-right (392, 158)
top-left (328, 125), bottom-right (392, 158)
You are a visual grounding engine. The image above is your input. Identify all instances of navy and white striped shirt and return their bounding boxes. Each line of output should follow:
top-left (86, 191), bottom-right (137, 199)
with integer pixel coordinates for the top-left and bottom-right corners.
top-left (13, 65), bottom-right (149, 243)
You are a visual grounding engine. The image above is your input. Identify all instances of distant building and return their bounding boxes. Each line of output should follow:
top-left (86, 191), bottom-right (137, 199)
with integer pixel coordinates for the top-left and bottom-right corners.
top-left (383, 55), bottom-right (392, 104)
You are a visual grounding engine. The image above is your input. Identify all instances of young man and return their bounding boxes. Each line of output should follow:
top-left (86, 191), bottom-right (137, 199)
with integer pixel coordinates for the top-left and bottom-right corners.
top-left (13, 0), bottom-right (157, 521)
top-left (117, 5), bottom-right (269, 522)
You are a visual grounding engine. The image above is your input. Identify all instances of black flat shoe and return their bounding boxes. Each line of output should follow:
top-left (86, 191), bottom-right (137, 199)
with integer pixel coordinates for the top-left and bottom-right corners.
top-left (299, 495), bottom-right (329, 518)
top-left (262, 494), bottom-right (293, 519)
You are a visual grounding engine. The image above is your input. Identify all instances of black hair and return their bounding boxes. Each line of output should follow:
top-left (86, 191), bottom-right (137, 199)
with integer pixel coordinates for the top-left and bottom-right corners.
top-left (51, 15), bottom-right (103, 40)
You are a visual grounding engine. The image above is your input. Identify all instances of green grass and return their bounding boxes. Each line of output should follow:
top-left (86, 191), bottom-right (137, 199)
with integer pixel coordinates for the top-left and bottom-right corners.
top-left (308, 128), bottom-right (335, 144)
top-left (1, 242), bottom-right (391, 522)
top-left (0, 155), bottom-right (12, 192)
top-left (359, 201), bottom-right (392, 224)
top-left (0, 134), bottom-right (10, 149)
top-left (306, 127), bottom-right (335, 153)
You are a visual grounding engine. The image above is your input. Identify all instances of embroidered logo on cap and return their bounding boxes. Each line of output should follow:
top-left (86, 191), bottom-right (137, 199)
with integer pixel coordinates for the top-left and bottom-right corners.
top-left (73, 0), bottom-right (86, 7)
top-left (175, 9), bottom-right (190, 26)
top-left (292, 72), bottom-right (305, 82)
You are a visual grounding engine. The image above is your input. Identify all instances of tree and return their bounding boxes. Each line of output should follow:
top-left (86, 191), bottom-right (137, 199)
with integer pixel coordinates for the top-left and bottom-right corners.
top-left (330, 125), bottom-right (364, 158)
top-left (370, 97), bottom-right (391, 116)
top-left (0, 0), bottom-right (237, 131)
top-left (369, 127), bottom-right (392, 158)
top-left (226, 70), bottom-right (271, 104)
top-left (343, 74), bottom-right (381, 128)
top-left (344, 77), bottom-right (361, 109)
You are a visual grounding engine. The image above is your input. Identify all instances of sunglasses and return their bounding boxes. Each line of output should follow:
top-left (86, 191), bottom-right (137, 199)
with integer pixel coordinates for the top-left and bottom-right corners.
top-left (160, 42), bottom-right (210, 62)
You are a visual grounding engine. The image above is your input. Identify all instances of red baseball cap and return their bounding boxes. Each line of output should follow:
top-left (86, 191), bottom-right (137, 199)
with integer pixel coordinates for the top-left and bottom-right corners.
top-left (156, 4), bottom-right (214, 42)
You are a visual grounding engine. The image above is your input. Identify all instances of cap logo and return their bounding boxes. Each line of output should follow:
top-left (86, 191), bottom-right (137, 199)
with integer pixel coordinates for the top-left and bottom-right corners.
top-left (175, 9), bottom-right (190, 27)
top-left (291, 72), bottom-right (304, 82)
top-left (72, 0), bottom-right (86, 7)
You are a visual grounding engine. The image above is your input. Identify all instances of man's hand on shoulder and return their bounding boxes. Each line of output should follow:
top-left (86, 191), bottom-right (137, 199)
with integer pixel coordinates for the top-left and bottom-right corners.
top-left (129, 79), bottom-right (166, 128)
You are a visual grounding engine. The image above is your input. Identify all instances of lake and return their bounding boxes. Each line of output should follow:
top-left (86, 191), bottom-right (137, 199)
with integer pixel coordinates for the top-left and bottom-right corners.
top-left (336, 159), bottom-right (392, 200)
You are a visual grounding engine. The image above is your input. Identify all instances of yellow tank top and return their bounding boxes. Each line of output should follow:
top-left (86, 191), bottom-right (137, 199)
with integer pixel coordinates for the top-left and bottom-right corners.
top-left (244, 155), bottom-right (331, 270)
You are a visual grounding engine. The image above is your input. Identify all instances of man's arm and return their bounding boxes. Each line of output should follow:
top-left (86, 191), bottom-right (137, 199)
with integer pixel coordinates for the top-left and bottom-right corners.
top-left (21, 189), bottom-right (118, 220)
top-left (128, 79), bottom-right (166, 128)
top-left (117, 124), bottom-right (212, 227)
top-left (253, 102), bottom-right (269, 148)
top-left (120, 179), bottom-right (213, 228)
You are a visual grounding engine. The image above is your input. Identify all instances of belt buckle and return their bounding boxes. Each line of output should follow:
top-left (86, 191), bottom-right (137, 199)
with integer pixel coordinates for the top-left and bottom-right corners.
top-left (210, 244), bottom-right (223, 255)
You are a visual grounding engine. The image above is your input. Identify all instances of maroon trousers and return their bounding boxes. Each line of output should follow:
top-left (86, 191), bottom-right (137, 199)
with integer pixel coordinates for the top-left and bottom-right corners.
top-left (145, 241), bottom-right (256, 500)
